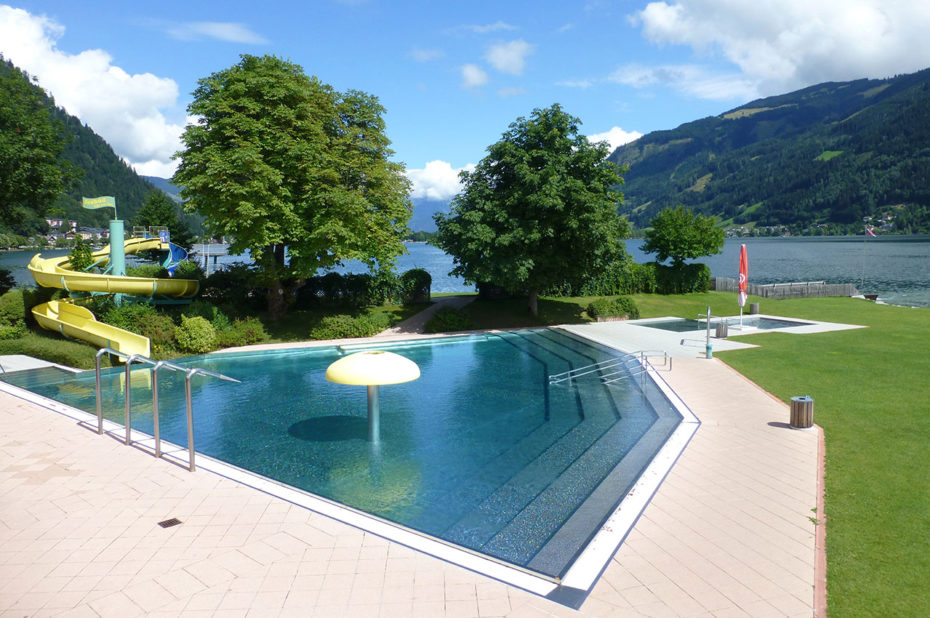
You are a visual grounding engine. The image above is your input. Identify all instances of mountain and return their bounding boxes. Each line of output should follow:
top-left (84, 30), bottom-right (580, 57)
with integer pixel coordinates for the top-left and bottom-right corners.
top-left (610, 68), bottom-right (930, 234)
top-left (409, 197), bottom-right (450, 232)
top-left (142, 176), bottom-right (183, 203)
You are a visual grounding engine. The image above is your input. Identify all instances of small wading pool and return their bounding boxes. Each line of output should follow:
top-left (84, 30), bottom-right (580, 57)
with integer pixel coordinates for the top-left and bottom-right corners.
top-left (639, 315), bottom-right (813, 332)
top-left (1, 329), bottom-right (685, 580)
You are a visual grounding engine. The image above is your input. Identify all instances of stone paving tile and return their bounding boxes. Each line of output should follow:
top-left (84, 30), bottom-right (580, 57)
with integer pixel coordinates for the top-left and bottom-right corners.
top-left (0, 351), bottom-right (817, 617)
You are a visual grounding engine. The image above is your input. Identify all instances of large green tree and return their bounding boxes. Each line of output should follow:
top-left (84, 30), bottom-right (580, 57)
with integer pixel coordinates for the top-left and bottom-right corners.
top-left (134, 191), bottom-right (196, 248)
top-left (0, 58), bottom-right (77, 226)
top-left (434, 104), bottom-right (629, 315)
top-left (641, 206), bottom-right (725, 267)
top-left (173, 54), bottom-right (411, 318)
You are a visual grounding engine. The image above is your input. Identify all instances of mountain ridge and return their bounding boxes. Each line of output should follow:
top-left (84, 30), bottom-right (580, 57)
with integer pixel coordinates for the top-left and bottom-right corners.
top-left (609, 67), bottom-right (930, 233)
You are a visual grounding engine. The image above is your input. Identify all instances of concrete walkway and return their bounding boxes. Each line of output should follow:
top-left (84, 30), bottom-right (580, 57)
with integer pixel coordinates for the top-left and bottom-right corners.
top-left (376, 295), bottom-right (475, 337)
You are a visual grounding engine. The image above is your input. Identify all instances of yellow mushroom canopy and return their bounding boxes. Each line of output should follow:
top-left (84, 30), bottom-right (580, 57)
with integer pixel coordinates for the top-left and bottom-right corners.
top-left (325, 351), bottom-right (420, 386)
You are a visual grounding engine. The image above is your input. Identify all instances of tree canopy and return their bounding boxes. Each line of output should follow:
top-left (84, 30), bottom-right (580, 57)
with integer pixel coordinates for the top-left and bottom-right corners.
top-left (641, 206), bottom-right (725, 267)
top-left (173, 54), bottom-right (411, 317)
top-left (0, 58), bottom-right (76, 226)
top-left (134, 191), bottom-right (196, 248)
top-left (434, 104), bottom-right (629, 315)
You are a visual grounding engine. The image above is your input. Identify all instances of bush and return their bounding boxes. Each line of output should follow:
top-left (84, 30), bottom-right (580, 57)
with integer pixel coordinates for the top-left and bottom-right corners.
top-left (0, 321), bottom-right (27, 340)
top-left (424, 307), bottom-right (475, 333)
top-left (399, 268), bottom-right (431, 304)
top-left (309, 314), bottom-right (388, 340)
top-left (179, 300), bottom-right (230, 331)
top-left (544, 258), bottom-right (657, 297)
top-left (200, 263), bottom-right (262, 311)
top-left (68, 238), bottom-right (95, 272)
top-left (654, 262), bottom-right (712, 294)
top-left (173, 260), bottom-right (205, 281)
top-left (0, 331), bottom-right (103, 370)
top-left (126, 264), bottom-right (169, 279)
top-left (0, 289), bottom-right (26, 326)
top-left (215, 317), bottom-right (269, 348)
top-left (586, 296), bottom-right (640, 320)
top-left (0, 269), bottom-right (14, 296)
top-left (101, 302), bottom-right (177, 350)
top-left (175, 315), bottom-right (216, 354)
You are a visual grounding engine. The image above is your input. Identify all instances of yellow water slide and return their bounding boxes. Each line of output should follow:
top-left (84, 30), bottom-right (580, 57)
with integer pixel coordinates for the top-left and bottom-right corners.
top-left (28, 237), bottom-right (199, 357)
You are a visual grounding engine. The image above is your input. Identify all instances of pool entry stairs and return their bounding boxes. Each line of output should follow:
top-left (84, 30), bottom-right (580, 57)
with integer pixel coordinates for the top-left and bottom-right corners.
top-left (433, 331), bottom-right (680, 578)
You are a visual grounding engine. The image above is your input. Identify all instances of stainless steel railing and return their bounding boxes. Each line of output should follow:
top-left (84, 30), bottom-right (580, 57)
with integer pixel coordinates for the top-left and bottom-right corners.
top-left (95, 347), bottom-right (240, 471)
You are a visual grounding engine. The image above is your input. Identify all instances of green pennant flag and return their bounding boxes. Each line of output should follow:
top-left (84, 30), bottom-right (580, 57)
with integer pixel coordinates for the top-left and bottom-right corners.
top-left (82, 196), bottom-right (116, 210)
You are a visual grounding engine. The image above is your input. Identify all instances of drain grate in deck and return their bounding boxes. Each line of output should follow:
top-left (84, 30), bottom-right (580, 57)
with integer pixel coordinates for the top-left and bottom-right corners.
top-left (158, 518), bottom-right (182, 528)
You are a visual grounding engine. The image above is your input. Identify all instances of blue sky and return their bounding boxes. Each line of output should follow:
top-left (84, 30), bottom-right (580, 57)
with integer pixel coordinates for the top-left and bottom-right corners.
top-left (3, 1), bottom-right (930, 202)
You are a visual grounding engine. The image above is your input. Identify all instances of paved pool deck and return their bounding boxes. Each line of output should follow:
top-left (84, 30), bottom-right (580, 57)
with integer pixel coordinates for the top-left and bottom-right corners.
top-left (0, 320), bottom-right (825, 617)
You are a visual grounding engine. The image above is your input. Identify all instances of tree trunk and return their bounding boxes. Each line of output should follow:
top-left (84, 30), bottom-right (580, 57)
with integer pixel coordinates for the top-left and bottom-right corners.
top-left (528, 288), bottom-right (539, 317)
top-left (264, 243), bottom-right (289, 320)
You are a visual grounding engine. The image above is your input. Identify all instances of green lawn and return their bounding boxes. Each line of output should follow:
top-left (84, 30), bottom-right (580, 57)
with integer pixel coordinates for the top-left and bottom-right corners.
top-left (712, 297), bottom-right (930, 617)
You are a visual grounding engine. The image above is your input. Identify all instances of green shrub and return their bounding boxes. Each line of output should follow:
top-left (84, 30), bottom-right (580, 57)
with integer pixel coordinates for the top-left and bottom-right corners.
top-left (0, 331), bottom-right (103, 370)
top-left (0, 321), bottom-right (27, 340)
top-left (179, 300), bottom-right (230, 331)
top-left (126, 264), bottom-right (169, 278)
top-left (102, 302), bottom-right (158, 331)
top-left (200, 263), bottom-right (262, 311)
top-left (0, 289), bottom-right (26, 325)
top-left (424, 307), bottom-right (475, 333)
top-left (654, 262), bottom-right (711, 294)
top-left (309, 314), bottom-right (386, 340)
top-left (175, 315), bottom-right (216, 354)
top-left (173, 260), bottom-right (205, 282)
top-left (586, 296), bottom-right (640, 320)
top-left (68, 238), bottom-right (94, 272)
top-left (215, 317), bottom-right (269, 348)
top-left (0, 269), bottom-right (14, 296)
top-left (399, 268), bottom-right (432, 304)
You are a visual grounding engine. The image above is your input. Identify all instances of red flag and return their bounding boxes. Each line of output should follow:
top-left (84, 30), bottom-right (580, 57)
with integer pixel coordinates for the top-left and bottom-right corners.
top-left (738, 244), bottom-right (748, 308)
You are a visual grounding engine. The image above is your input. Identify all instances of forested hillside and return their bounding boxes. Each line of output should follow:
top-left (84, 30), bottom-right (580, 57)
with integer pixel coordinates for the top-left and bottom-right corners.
top-left (1, 58), bottom-right (170, 237)
top-left (610, 68), bottom-right (930, 234)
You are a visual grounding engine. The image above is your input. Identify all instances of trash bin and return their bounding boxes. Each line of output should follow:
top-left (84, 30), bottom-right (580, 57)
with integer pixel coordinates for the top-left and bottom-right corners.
top-left (789, 396), bottom-right (814, 428)
top-left (715, 322), bottom-right (728, 338)
top-left (750, 302), bottom-right (760, 314)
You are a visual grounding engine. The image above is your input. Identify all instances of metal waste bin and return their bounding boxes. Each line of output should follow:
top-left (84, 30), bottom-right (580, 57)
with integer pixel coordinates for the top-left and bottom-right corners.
top-left (789, 396), bottom-right (814, 428)
top-left (715, 322), bottom-right (728, 338)
top-left (750, 302), bottom-right (760, 314)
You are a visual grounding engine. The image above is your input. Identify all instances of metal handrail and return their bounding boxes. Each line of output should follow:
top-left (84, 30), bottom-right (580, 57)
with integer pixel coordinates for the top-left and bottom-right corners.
top-left (548, 356), bottom-right (628, 385)
top-left (94, 347), bottom-right (239, 471)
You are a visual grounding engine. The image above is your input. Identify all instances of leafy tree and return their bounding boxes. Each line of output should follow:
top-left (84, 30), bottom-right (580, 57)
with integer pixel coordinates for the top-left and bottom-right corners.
top-left (134, 191), bottom-right (196, 248)
top-left (434, 104), bottom-right (629, 315)
top-left (641, 206), bottom-right (725, 267)
top-left (0, 58), bottom-right (77, 225)
top-left (68, 237), bottom-right (94, 272)
top-left (173, 55), bottom-right (411, 318)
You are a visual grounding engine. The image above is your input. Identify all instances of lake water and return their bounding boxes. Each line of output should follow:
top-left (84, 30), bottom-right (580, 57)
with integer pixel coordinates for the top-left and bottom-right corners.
top-left (4, 235), bottom-right (930, 307)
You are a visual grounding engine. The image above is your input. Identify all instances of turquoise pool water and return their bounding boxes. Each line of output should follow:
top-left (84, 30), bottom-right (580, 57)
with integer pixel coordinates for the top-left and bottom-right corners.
top-left (1, 329), bottom-right (682, 578)
top-left (641, 316), bottom-right (812, 332)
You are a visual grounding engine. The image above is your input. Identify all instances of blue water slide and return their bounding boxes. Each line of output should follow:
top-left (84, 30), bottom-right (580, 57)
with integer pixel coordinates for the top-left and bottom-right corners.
top-left (164, 242), bottom-right (188, 275)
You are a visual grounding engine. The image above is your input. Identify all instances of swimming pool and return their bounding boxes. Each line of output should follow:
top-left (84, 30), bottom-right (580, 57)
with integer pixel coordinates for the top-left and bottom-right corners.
top-left (1, 329), bottom-right (685, 580)
top-left (639, 315), bottom-right (812, 332)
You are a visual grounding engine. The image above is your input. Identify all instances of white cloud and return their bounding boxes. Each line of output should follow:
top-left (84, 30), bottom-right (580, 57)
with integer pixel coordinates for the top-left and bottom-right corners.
top-left (484, 39), bottom-right (534, 75)
top-left (587, 126), bottom-right (644, 152)
top-left (461, 63), bottom-right (489, 88)
top-left (406, 160), bottom-right (475, 201)
top-left (166, 21), bottom-right (268, 44)
top-left (630, 0), bottom-right (930, 99)
top-left (408, 47), bottom-right (444, 62)
top-left (0, 6), bottom-right (183, 176)
top-left (556, 79), bottom-right (594, 89)
top-left (609, 63), bottom-right (759, 101)
top-left (462, 21), bottom-right (516, 34)
top-left (497, 86), bottom-right (526, 98)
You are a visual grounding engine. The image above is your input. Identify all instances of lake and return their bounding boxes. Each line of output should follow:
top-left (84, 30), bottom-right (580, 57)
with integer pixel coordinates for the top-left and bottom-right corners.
top-left (4, 235), bottom-right (930, 307)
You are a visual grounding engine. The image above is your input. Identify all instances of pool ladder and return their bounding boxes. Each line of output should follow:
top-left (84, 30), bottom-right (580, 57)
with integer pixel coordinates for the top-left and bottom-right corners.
top-left (548, 350), bottom-right (672, 386)
top-left (94, 347), bottom-right (240, 472)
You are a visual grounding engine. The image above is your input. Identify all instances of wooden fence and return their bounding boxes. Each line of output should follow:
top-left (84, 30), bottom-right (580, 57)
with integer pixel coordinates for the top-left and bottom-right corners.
top-left (712, 277), bottom-right (859, 299)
